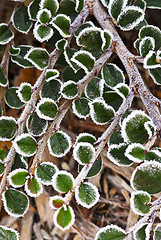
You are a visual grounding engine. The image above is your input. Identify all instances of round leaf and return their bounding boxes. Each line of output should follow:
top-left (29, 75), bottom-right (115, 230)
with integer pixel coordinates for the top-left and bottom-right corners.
top-left (11, 45), bottom-right (34, 68)
top-left (0, 116), bottom-right (17, 141)
top-left (75, 132), bottom-right (96, 146)
top-left (36, 98), bottom-right (58, 120)
top-left (62, 80), bottom-right (78, 99)
top-left (72, 97), bottom-right (90, 119)
top-left (25, 177), bottom-right (43, 197)
top-left (8, 169), bottom-right (29, 188)
top-left (35, 162), bottom-right (58, 185)
top-left (37, 9), bottom-right (51, 24)
top-left (95, 225), bottom-right (126, 240)
top-left (108, 0), bottom-right (128, 20)
top-left (125, 143), bottom-right (145, 163)
top-left (0, 66), bottom-right (8, 87)
top-left (40, 79), bottom-right (62, 102)
top-left (51, 14), bottom-right (71, 38)
top-left (139, 36), bottom-right (155, 57)
top-left (0, 225), bottom-right (19, 240)
top-left (5, 87), bottom-right (25, 109)
top-left (103, 91), bottom-right (124, 111)
top-left (0, 23), bottom-right (14, 45)
top-left (49, 195), bottom-right (65, 209)
top-left (40, 0), bottom-right (59, 16)
top-left (17, 83), bottom-right (32, 103)
top-left (78, 157), bottom-right (102, 178)
top-left (52, 170), bottom-right (74, 193)
top-left (28, 0), bottom-right (41, 20)
top-left (85, 77), bottom-right (104, 100)
top-left (73, 142), bottom-right (95, 165)
top-left (108, 130), bottom-right (124, 146)
top-left (33, 23), bottom-right (54, 43)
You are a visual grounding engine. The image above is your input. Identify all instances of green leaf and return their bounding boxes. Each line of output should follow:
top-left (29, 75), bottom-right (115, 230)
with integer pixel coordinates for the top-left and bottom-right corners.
top-left (89, 99), bottom-right (115, 125)
top-left (154, 224), bottom-right (161, 240)
top-left (62, 80), bottom-right (78, 99)
top-left (40, 0), bottom-right (59, 16)
top-left (25, 47), bottom-right (49, 70)
top-left (114, 83), bottom-right (130, 97)
top-left (0, 116), bottom-right (17, 141)
top-left (0, 66), bottom-right (8, 87)
top-left (0, 23), bottom-right (14, 45)
top-left (0, 160), bottom-right (4, 177)
top-left (95, 225), bottom-right (126, 240)
top-left (9, 45), bottom-right (20, 56)
top-left (73, 142), bottom-right (95, 165)
top-left (146, 149), bottom-right (161, 163)
top-left (2, 188), bottom-right (29, 217)
top-left (75, 132), bottom-right (96, 146)
top-left (51, 14), bottom-right (71, 38)
top-left (0, 149), bottom-right (6, 161)
top-left (12, 153), bottom-right (28, 171)
top-left (11, 45), bottom-right (34, 68)
top-left (33, 23), bottom-right (54, 42)
top-left (53, 170), bottom-right (74, 193)
top-left (108, 130), bottom-right (124, 146)
top-left (102, 30), bottom-right (113, 50)
top-left (27, 112), bottom-right (48, 137)
top-left (101, 63), bottom-right (125, 88)
top-left (139, 36), bottom-right (155, 57)
top-left (108, 0), bottom-right (128, 20)
top-left (17, 83), bottom-right (32, 103)
top-left (144, 0), bottom-right (161, 9)
top-left (64, 48), bottom-right (80, 71)
top-left (48, 130), bottom-right (72, 157)
top-left (134, 0), bottom-right (146, 10)
top-left (144, 51), bottom-right (160, 69)
top-left (46, 69), bottom-right (59, 79)
top-left (25, 177), bottom-right (43, 197)
top-left (149, 67), bottom-right (161, 85)
top-left (131, 161), bottom-right (161, 194)
top-left (108, 143), bottom-right (133, 166)
top-left (0, 225), bottom-right (19, 240)
top-left (49, 195), bottom-right (65, 209)
top-left (72, 97), bottom-right (90, 119)
top-left (13, 133), bottom-right (37, 157)
top-left (13, 6), bottom-right (32, 33)
top-left (35, 162), bottom-right (58, 185)
top-left (75, 0), bottom-right (84, 12)
top-left (8, 169), bottom-right (29, 188)
top-left (28, 0), bottom-right (41, 20)
top-left (131, 191), bottom-right (151, 215)
top-left (134, 223), bottom-right (151, 240)
top-left (78, 158), bottom-right (102, 178)
top-left (103, 91), bottom-right (124, 111)
top-left (118, 6), bottom-right (145, 31)
top-left (40, 79), bottom-right (62, 102)
top-left (125, 143), bottom-right (145, 162)
top-left (36, 98), bottom-right (58, 120)
top-left (56, 38), bottom-right (68, 50)
top-left (37, 9), bottom-right (51, 23)
top-left (74, 21), bottom-right (95, 37)
top-left (54, 205), bottom-right (75, 231)
top-left (62, 66), bottom-right (85, 83)
top-left (85, 77), bottom-right (104, 100)
top-left (75, 182), bottom-right (99, 208)
top-left (5, 87), bottom-right (25, 109)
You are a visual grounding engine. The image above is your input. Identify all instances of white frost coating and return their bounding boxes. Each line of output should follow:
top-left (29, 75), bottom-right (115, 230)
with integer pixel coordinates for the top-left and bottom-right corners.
top-left (156, 50), bottom-right (161, 60)
top-left (11, 12), bottom-right (32, 34)
top-left (0, 116), bottom-right (17, 141)
top-left (121, 110), bottom-right (151, 143)
top-left (134, 223), bottom-right (152, 240)
top-left (40, 79), bottom-right (62, 102)
top-left (53, 205), bottom-right (75, 231)
top-left (73, 142), bottom-right (95, 165)
top-left (49, 195), bottom-right (65, 209)
top-left (154, 223), bottom-right (161, 240)
top-left (33, 22), bottom-right (54, 43)
top-left (118, 6), bottom-right (145, 31)
top-left (11, 45), bottom-right (33, 69)
top-left (84, 78), bottom-right (104, 100)
top-left (125, 143), bottom-right (145, 163)
top-left (36, 97), bottom-right (58, 121)
top-left (7, 168), bottom-right (28, 188)
top-left (130, 160), bottom-right (161, 191)
top-left (16, 82), bottom-right (32, 103)
top-left (21, 156), bottom-right (28, 169)
top-left (107, 143), bottom-right (133, 167)
top-left (2, 188), bottom-right (29, 218)
top-left (72, 98), bottom-right (90, 120)
top-left (144, 121), bottom-right (155, 139)
top-left (130, 190), bottom-right (151, 216)
top-left (114, 83), bottom-right (130, 97)
top-left (75, 0), bottom-right (84, 12)
top-left (139, 36), bottom-right (155, 57)
top-left (24, 47), bottom-right (49, 71)
top-left (95, 224), bottom-right (126, 240)
top-left (28, 1), bottom-right (35, 20)
top-left (143, 50), bottom-right (160, 69)
top-left (63, 50), bottom-right (79, 73)
top-left (62, 80), bottom-right (78, 99)
top-left (0, 160), bottom-right (4, 177)
top-left (51, 14), bottom-right (71, 38)
top-left (26, 113), bottom-right (48, 137)
top-left (35, 162), bottom-right (58, 186)
top-left (9, 46), bottom-right (20, 56)
top-left (89, 98), bottom-right (115, 125)
top-left (75, 182), bottom-right (99, 208)
top-left (74, 132), bottom-right (96, 147)
top-left (139, 25), bottom-right (161, 39)
top-left (101, 29), bottom-right (113, 51)
top-left (39, 0), bottom-right (59, 13)
top-left (13, 133), bottom-right (37, 157)
top-left (108, 0), bottom-right (128, 19)
top-left (45, 69), bottom-right (60, 80)
top-left (52, 170), bottom-right (74, 193)
top-left (148, 69), bottom-right (161, 86)
top-left (0, 225), bottom-right (20, 240)
top-left (55, 38), bottom-right (68, 50)
top-left (5, 87), bottom-right (25, 109)
top-left (24, 178), bottom-right (43, 197)
top-left (47, 130), bottom-right (72, 158)
top-left (36, 8), bottom-right (51, 23)
top-left (71, 50), bottom-right (95, 74)
top-left (0, 23), bottom-right (14, 45)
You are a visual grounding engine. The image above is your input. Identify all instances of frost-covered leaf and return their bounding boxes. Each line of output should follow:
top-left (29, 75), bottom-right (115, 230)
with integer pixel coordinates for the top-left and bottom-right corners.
top-left (135, 19), bottom-right (148, 30)
top-left (134, 0), bottom-right (146, 10)
top-left (46, 69), bottom-right (59, 80)
top-left (108, 130), bottom-right (124, 146)
top-left (51, 14), bottom-right (71, 38)
top-left (0, 66), bottom-right (8, 87)
top-left (125, 143), bottom-right (145, 163)
top-left (154, 224), bottom-right (161, 240)
top-left (49, 195), bottom-right (65, 209)
top-left (73, 142), bottom-right (95, 165)
top-left (52, 170), bottom-right (74, 193)
top-left (89, 99), bottom-right (115, 125)
top-left (75, 0), bottom-right (84, 12)
top-left (55, 38), bottom-right (68, 50)
top-left (13, 133), bottom-right (37, 157)
top-left (16, 83), bottom-right (32, 103)
top-left (5, 87), bottom-right (24, 109)
top-left (28, 0), bottom-right (41, 20)
top-left (35, 162), bottom-right (58, 185)
top-left (12, 6), bottom-right (33, 33)
top-left (27, 112), bottom-right (48, 137)
top-left (8, 169), bottom-right (28, 188)
top-left (85, 77), bottom-right (104, 100)
top-left (75, 132), bottom-right (96, 146)
top-left (78, 157), bottom-right (102, 178)
top-left (0, 23), bottom-right (14, 45)
top-left (25, 47), bottom-right (49, 70)
top-left (12, 153), bottom-right (28, 171)
top-left (64, 48), bottom-right (80, 71)
top-left (101, 63), bottom-right (125, 88)
top-left (108, 0), bottom-right (128, 20)
top-left (0, 116), bottom-right (17, 141)
top-left (74, 21), bottom-right (95, 37)
top-left (149, 67), bottom-right (161, 85)
top-left (134, 223), bottom-right (152, 240)
top-left (95, 225), bottom-right (126, 240)
top-left (121, 110), bottom-right (154, 144)
top-left (40, 0), bottom-right (59, 15)
top-left (145, 0), bottom-right (161, 9)
top-left (40, 79), bottom-right (62, 102)
top-left (75, 182), bottom-right (99, 208)
top-left (2, 188), bottom-right (29, 217)
top-left (11, 45), bottom-right (34, 68)
top-left (37, 9), bottom-right (51, 23)
top-left (33, 22), bottom-right (54, 42)
top-left (48, 130), bottom-right (72, 157)
top-left (25, 177), bottom-right (43, 197)
top-left (145, 149), bottom-right (161, 163)
top-left (103, 90), bottom-right (124, 111)
top-left (139, 36), bottom-right (155, 57)
top-left (0, 225), bottom-right (19, 240)
top-left (62, 66), bottom-right (85, 83)
top-left (118, 6), bottom-right (145, 31)
top-left (0, 149), bottom-right (6, 161)
top-left (0, 160), bottom-right (4, 177)
top-left (102, 30), bottom-right (113, 51)
top-left (72, 97), bottom-right (90, 119)
top-left (130, 190), bottom-right (151, 216)
top-left (114, 83), bottom-right (130, 97)
top-left (71, 50), bottom-right (95, 74)
top-left (53, 205), bottom-right (75, 231)
top-left (144, 51), bottom-right (160, 69)
top-left (131, 161), bottom-right (161, 194)
top-left (62, 80), bottom-right (78, 99)
top-left (36, 98), bottom-right (58, 120)
top-left (108, 143), bottom-right (133, 166)
top-left (9, 45), bottom-right (20, 56)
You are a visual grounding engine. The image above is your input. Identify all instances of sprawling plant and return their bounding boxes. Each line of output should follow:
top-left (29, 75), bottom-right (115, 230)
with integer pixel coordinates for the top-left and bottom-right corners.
top-left (0, 0), bottom-right (161, 239)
